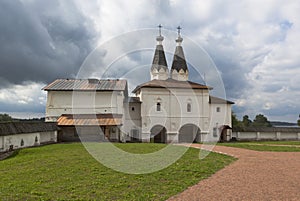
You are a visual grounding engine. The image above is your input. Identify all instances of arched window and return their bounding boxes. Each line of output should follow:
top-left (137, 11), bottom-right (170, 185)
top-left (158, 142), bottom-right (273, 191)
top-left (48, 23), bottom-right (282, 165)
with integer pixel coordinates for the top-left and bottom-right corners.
top-left (157, 102), bottom-right (161, 111)
top-left (187, 103), bottom-right (191, 112)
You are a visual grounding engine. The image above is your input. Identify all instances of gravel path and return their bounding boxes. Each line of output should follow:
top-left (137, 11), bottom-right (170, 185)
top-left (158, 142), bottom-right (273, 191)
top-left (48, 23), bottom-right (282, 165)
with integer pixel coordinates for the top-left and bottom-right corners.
top-left (168, 144), bottom-right (300, 201)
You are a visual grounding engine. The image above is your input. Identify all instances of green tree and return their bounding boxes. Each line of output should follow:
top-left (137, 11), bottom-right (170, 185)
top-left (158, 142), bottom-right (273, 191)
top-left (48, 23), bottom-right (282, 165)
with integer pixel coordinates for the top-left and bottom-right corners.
top-left (0, 113), bottom-right (13, 122)
top-left (298, 114), bottom-right (300, 127)
top-left (242, 115), bottom-right (252, 127)
top-left (232, 112), bottom-right (243, 130)
top-left (252, 114), bottom-right (272, 127)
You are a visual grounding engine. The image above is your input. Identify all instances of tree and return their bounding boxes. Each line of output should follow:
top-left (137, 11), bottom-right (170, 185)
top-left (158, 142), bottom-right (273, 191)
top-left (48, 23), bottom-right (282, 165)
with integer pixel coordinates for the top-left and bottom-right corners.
top-left (232, 112), bottom-right (243, 130)
top-left (252, 114), bottom-right (272, 127)
top-left (242, 115), bottom-right (252, 127)
top-left (0, 113), bottom-right (13, 122)
top-left (298, 114), bottom-right (300, 127)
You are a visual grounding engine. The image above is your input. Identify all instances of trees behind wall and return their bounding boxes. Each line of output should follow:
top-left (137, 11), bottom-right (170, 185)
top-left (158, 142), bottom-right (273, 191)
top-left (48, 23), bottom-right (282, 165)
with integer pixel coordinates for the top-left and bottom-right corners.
top-left (0, 113), bottom-right (13, 122)
top-left (232, 113), bottom-right (272, 130)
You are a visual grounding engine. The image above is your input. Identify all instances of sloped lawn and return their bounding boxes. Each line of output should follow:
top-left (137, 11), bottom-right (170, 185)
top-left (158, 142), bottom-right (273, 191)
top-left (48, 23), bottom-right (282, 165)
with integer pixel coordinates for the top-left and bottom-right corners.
top-left (0, 143), bottom-right (234, 200)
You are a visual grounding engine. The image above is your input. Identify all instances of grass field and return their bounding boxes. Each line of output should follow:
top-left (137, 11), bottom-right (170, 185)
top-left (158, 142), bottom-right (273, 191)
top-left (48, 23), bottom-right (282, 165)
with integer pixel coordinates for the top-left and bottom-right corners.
top-left (219, 141), bottom-right (300, 152)
top-left (0, 143), bottom-right (235, 201)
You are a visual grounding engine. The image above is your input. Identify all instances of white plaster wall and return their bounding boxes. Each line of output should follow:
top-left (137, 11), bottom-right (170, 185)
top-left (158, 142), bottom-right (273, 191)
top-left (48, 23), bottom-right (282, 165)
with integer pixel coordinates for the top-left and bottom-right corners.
top-left (0, 131), bottom-right (58, 152)
top-left (233, 131), bottom-right (299, 141)
top-left (40, 131), bottom-right (57, 143)
top-left (123, 102), bottom-right (142, 141)
top-left (280, 132), bottom-right (298, 139)
top-left (209, 103), bottom-right (232, 141)
top-left (138, 87), bottom-right (210, 142)
top-left (260, 132), bottom-right (276, 139)
top-left (45, 90), bottom-right (125, 122)
top-left (0, 136), bottom-right (3, 151)
top-left (3, 133), bottom-right (38, 151)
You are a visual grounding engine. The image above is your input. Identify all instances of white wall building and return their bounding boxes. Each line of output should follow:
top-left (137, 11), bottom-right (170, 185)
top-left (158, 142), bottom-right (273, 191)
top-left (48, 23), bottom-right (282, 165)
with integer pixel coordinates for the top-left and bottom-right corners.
top-left (43, 30), bottom-right (234, 143)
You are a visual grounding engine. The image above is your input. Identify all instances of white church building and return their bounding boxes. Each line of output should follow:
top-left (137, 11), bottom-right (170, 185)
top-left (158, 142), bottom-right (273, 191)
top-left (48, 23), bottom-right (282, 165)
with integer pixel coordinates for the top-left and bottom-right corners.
top-left (43, 28), bottom-right (234, 143)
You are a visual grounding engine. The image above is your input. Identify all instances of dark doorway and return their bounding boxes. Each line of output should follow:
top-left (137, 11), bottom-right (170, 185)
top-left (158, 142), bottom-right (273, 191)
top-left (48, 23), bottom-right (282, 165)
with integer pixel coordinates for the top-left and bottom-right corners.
top-left (151, 125), bottom-right (167, 143)
top-left (178, 124), bottom-right (201, 143)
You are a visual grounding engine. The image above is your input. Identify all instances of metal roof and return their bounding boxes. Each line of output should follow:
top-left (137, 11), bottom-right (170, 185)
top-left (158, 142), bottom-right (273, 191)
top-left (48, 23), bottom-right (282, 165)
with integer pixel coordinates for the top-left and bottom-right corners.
top-left (209, 96), bottom-right (234, 104)
top-left (132, 78), bottom-right (212, 93)
top-left (43, 79), bottom-right (127, 91)
top-left (57, 114), bottom-right (123, 126)
top-left (151, 44), bottom-right (168, 71)
top-left (171, 45), bottom-right (188, 72)
top-left (0, 122), bottom-right (58, 136)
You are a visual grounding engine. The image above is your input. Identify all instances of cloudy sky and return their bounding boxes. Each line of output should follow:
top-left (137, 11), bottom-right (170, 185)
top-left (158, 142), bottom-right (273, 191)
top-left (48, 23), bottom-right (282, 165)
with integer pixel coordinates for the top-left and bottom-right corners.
top-left (0, 0), bottom-right (299, 122)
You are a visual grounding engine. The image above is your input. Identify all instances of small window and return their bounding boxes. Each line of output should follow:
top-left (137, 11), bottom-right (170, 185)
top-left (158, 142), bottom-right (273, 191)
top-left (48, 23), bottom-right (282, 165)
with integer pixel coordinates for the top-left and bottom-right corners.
top-left (187, 103), bottom-right (191, 112)
top-left (131, 107), bottom-right (135, 111)
top-left (216, 107), bottom-right (220, 112)
top-left (157, 103), bottom-right (161, 111)
top-left (213, 127), bottom-right (218, 137)
top-left (20, 139), bottom-right (24, 146)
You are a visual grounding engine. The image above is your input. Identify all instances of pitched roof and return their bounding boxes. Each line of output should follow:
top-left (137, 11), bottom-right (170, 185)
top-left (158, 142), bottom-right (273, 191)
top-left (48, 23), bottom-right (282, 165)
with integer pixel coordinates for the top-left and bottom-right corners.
top-left (0, 122), bottom-right (57, 136)
top-left (209, 96), bottom-right (234, 104)
top-left (151, 44), bottom-right (168, 71)
top-left (43, 79), bottom-right (127, 91)
top-left (233, 127), bottom-right (300, 132)
top-left (57, 114), bottom-right (123, 126)
top-left (132, 78), bottom-right (212, 93)
top-left (128, 97), bottom-right (141, 103)
top-left (171, 45), bottom-right (188, 72)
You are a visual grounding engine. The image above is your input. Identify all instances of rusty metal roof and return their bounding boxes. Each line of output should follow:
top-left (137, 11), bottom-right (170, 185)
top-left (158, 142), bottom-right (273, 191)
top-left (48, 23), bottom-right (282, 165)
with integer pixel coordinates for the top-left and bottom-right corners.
top-left (43, 79), bottom-right (127, 91)
top-left (57, 114), bottom-right (123, 126)
top-left (132, 78), bottom-right (212, 93)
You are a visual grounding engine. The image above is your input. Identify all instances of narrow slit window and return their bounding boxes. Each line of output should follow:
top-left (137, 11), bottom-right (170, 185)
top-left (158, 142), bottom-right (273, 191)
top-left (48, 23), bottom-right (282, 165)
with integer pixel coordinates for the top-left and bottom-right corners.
top-left (157, 103), bottom-right (161, 111)
top-left (216, 107), bottom-right (220, 112)
top-left (187, 103), bottom-right (191, 112)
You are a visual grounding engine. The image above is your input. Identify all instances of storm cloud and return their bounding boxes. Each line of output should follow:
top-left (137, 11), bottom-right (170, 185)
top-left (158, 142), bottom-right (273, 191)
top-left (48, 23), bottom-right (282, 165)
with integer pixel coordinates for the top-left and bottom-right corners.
top-left (0, 0), bottom-right (97, 87)
top-left (0, 0), bottom-right (300, 122)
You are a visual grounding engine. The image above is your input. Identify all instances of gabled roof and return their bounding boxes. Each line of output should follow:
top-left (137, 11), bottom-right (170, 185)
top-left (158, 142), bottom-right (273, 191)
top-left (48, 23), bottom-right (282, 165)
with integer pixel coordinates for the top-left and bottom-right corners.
top-left (171, 45), bottom-right (188, 72)
top-left (0, 122), bottom-right (57, 136)
top-left (43, 79), bottom-right (127, 91)
top-left (209, 96), bottom-right (234, 104)
top-left (151, 44), bottom-right (168, 71)
top-left (132, 78), bottom-right (212, 93)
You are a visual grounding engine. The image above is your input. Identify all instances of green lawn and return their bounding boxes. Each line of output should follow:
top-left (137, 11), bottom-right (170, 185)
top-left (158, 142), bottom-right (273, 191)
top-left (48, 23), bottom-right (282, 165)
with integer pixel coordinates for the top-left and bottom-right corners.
top-left (219, 142), bottom-right (300, 152)
top-left (247, 141), bottom-right (300, 145)
top-left (0, 143), bottom-right (235, 201)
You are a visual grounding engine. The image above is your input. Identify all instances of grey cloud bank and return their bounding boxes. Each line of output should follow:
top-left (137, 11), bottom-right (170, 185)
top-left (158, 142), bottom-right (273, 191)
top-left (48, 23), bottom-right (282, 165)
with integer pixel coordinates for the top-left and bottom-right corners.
top-left (0, 0), bottom-right (299, 122)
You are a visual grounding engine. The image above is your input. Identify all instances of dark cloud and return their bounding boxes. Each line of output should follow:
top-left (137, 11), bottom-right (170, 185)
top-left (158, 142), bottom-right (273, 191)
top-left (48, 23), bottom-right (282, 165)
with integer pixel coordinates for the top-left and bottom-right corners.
top-left (0, 0), bottom-right (97, 88)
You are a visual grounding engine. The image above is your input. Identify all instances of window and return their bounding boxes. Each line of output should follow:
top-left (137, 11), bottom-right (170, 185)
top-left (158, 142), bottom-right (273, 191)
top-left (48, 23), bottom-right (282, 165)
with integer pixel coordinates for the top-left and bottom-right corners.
top-left (156, 103), bottom-right (161, 111)
top-left (187, 103), bottom-right (191, 112)
top-left (216, 107), bottom-right (220, 112)
top-left (20, 139), bottom-right (24, 146)
top-left (213, 127), bottom-right (218, 137)
top-left (131, 107), bottom-right (135, 111)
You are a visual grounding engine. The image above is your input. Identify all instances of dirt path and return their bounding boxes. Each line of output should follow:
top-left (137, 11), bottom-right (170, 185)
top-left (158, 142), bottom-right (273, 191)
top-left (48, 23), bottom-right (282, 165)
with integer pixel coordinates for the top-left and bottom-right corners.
top-left (168, 144), bottom-right (300, 201)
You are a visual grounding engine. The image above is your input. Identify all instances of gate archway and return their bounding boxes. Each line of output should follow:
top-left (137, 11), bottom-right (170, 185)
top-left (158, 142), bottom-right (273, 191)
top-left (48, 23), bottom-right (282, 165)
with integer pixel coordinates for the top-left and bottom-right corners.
top-left (150, 125), bottom-right (167, 143)
top-left (178, 124), bottom-right (201, 143)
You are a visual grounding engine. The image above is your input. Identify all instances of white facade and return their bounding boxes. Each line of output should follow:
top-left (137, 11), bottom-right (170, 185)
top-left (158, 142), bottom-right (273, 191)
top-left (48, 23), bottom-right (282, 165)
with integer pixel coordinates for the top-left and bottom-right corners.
top-left (43, 34), bottom-right (233, 143)
top-left (45, 90), bottom-right (125, 122)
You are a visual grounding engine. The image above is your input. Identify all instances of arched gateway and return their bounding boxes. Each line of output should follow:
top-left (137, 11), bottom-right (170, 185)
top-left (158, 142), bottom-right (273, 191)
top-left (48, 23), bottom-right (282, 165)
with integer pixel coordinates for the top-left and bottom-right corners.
top-left (150, 125), bottom-right (167, 143)
top-left (178, 124), bottom-right (201, 143)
